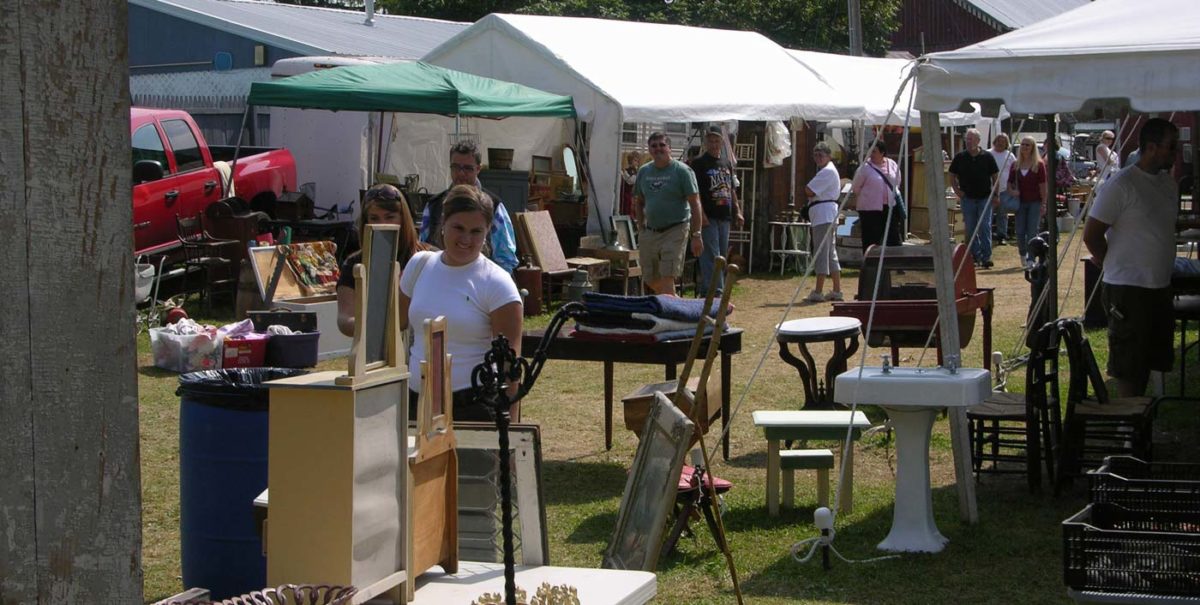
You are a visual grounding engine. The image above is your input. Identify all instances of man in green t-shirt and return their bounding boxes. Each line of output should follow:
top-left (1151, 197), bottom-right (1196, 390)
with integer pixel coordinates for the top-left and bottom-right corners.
top-left (633, 132), bottom-right (703, 295)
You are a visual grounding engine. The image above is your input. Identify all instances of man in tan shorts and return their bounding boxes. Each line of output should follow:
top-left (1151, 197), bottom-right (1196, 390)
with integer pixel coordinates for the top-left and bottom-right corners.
top-left (633, 132), bottom-right (703, 295)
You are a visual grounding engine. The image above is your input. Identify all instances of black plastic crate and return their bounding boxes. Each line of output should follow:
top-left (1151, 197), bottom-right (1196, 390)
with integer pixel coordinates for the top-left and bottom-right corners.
top-left (1063, 502), bottom-right (1200, 597)
top-left (1089, 456), bottom-right (1200, 514)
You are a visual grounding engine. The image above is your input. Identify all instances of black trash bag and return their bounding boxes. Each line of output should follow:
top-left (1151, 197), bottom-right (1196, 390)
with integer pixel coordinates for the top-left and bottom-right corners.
top-left (177, 368), bottom-right (309, 410)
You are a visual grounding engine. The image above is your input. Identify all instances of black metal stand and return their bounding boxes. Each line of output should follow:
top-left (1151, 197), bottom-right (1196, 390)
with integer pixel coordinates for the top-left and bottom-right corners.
top-left (1025, 232), bottom-right (1052, 349)
top-left (470, 303), bottom-right (584, 605)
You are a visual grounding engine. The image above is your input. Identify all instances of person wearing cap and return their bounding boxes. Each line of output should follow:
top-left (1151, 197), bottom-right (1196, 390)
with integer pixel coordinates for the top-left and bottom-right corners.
top-left (634, 132), bottom-right (703, 296)
top-left (689, 126), bottom-right (743, 297)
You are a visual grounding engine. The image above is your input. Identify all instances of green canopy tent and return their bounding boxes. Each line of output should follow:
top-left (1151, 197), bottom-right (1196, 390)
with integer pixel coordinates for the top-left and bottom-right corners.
top-left (247, 61), bottom-right (576, 118)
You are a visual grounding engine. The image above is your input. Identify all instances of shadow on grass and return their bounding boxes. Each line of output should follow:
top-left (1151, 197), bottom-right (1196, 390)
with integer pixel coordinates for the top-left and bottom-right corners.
top-left (735, 482), bottom-right (1080, 603)
top-left (139, 364), bottom-right (178, 379)
top-left (541, 459), bottom-right (628, 506)
top-left (564, 509), bottom-right (619, 544)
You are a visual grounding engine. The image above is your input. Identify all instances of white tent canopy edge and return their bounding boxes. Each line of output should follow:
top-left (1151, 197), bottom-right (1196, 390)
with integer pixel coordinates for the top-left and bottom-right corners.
top-left (423, 13), bottom-right (866, 233)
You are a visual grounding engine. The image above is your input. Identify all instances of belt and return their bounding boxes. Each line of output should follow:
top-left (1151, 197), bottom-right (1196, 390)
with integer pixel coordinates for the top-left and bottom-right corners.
top-left (645, 220), bottom-right (688, 233)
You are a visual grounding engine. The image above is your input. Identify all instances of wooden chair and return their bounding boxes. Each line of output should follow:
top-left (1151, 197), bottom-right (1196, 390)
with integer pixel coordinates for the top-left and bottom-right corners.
top-left (1055, 319), bottom-right (1157, 493)
top-left (966, 320), bottom-right (1063, 492)
top-left (514, 210), bottom-right (608, 304)
top-left (176, 213), bottom-right (239, 312)
top-left (405, 316), bottom-right (458, 599)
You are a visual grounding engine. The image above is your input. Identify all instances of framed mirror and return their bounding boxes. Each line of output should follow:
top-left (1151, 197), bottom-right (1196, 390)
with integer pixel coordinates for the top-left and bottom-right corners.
top-left (603, 393), bottom-right (695, 572)
top-left (562, 145), bottom-right (581, 196)
top-left (610, 215), bottom-right (638, 251)
top-left (453, 423), bottom-right (549, 566)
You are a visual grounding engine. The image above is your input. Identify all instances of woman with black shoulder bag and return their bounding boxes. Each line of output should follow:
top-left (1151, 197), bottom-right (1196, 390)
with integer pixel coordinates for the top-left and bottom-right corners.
top-left (850, 139), bottom-right (905, 251)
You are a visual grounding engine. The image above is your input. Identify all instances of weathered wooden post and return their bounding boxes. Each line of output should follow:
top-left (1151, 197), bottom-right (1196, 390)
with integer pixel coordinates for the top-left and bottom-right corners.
top-left (919, 110), bottom-right (979, 524)
top-left (0, 2), bottom-right (142, 602)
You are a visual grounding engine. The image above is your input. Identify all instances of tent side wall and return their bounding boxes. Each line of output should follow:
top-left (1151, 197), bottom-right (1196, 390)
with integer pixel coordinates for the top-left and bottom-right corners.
top-left (425, 23), bottom-right (622, 234)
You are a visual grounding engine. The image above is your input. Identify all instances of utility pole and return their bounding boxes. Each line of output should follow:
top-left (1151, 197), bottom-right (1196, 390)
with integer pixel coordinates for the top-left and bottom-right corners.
top-left (848, 0), bottom-right (864, 56)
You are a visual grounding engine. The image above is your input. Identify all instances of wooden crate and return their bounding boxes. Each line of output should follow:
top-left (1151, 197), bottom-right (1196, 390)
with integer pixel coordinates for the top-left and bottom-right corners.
top-left (622, 373), bottom-right (721, 441)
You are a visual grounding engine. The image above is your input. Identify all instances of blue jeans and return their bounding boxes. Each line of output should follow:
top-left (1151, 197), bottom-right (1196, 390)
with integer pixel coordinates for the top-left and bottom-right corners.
top-left (960, 196), bottom-right (992, 263)
top-left (1014, 202), bottom-right (1042, 261)
top-left (698, 219), bottom-right (731, 296)
top-left (993, 191), bottom-right (1018, 239)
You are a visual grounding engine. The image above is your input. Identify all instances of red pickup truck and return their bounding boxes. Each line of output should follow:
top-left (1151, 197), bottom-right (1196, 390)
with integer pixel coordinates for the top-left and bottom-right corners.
top-left (131, 107), bottom-right (297, 256)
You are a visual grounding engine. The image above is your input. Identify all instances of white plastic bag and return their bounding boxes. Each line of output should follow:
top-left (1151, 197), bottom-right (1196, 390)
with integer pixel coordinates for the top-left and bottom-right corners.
top-left (150, 326), bottom-right (223, 373)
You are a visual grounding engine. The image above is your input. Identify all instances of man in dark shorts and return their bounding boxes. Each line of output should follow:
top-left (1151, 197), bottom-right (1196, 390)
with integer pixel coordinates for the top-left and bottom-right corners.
top-left (1083, 118), bottom-right (1180, 396)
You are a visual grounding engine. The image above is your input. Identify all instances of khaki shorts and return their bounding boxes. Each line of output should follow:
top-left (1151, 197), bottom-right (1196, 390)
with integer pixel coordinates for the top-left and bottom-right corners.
top-left (639, 221), bottom-right (689, 283)
top-left (1103, 284), bottom-right (1174, 384)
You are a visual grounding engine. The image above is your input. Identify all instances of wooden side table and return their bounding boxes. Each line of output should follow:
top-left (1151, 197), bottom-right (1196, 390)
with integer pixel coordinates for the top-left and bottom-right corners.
top-left (776, 317), bottom-right (862, 410)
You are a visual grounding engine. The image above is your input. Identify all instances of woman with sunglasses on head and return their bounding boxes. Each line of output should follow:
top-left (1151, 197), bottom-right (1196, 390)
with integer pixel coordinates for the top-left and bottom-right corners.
top-left (336, 183), bottom-right (430, 337)
top-left (1008, 136), bottom-right (1048, 269)
top-left (399, 185), bottom-right (523, 421)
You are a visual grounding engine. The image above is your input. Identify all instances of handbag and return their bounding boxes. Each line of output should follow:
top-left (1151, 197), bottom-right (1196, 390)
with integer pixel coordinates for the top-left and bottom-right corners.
top-left (867, 162), bottom-right (907, 221)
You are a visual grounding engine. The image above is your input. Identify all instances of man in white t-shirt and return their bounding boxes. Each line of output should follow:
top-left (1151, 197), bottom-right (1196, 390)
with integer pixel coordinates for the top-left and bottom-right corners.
top-left (1083, 118), bottom-right (1180, 397)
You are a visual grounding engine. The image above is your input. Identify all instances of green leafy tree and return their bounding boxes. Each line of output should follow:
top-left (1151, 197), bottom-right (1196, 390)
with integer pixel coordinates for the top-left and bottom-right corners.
top-left (381, 0), bottom-right (901, 56)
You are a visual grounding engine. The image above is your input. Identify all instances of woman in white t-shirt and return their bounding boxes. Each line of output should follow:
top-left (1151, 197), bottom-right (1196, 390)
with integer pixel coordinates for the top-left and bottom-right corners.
top-left (399, 185), bottom-right (524, 421)
top-left (803, 142), bottom-right (843, 303)
top-left (987, 133), bottom-right (1017, 245)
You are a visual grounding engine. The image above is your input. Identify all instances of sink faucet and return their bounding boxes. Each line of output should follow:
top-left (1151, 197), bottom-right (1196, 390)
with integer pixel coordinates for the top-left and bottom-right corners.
top-left (945, 354), bottom-right (960, 375)
top-left (880, 353), bottom-right (892, 374)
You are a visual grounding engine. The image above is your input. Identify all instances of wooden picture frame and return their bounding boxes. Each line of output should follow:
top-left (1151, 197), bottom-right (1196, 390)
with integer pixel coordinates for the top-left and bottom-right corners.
top-left (531, 155), bottom-right (553, 174)
top-left (610, 214), bottom-right (637, 250)
top-left (453, 422), bottom-right (549, 566)
top-left (602, 393), bottom-right (695, 571)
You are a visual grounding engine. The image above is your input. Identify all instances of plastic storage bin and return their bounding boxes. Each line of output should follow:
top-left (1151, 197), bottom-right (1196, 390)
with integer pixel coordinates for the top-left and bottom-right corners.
top-left (1089, 456), bottom-right (1200, 514)
top-left (264, 331), bottom-right (320, 368)
top-left (177, 368), bottom-right (308, 599)
top-left (1064, 502), bottom-right (1200, 598)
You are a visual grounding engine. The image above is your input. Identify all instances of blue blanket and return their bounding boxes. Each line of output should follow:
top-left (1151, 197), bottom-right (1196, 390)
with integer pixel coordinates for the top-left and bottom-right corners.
top-left (581, 292), bottom-right (726, 322)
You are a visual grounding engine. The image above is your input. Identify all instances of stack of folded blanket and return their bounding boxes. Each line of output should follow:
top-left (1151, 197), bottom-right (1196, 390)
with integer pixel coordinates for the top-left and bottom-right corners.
top-left (570, 292), bottom-right (733, 343)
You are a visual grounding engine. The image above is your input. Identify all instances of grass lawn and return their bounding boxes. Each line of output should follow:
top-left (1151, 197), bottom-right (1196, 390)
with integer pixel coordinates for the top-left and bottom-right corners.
top-left (138, 239), bottom-right (1200, 604)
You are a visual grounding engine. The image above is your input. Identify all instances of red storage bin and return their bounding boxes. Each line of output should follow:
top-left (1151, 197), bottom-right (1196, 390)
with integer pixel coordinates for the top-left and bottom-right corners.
top-left (222, 335), bottom-right (269, 368)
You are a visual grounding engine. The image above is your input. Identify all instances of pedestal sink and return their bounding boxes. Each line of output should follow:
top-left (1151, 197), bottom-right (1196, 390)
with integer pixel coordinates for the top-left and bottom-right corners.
top-left (835, 364), bottom-right (990, 553)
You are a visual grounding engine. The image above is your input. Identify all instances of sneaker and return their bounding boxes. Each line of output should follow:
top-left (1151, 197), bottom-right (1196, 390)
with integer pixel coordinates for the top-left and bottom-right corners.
top-left (805, 290), bottom-right (825, 303)
top-left (826, 291), bottom-right (844, 301)
top-left (982, 260), bottom-right (994, 269)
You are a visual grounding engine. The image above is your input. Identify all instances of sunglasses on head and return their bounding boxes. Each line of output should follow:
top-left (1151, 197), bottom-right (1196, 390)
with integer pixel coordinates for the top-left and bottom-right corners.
top-left (366, 187), bottom-right (401, 202)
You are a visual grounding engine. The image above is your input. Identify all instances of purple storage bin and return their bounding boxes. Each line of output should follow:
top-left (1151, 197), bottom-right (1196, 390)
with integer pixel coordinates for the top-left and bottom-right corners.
top-left (264, 331), bottom-right (320, 368)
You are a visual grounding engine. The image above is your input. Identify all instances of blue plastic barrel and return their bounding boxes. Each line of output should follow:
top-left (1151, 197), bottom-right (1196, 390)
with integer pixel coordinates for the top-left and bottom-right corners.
top-left (177, 368), bottom-right (306, 599)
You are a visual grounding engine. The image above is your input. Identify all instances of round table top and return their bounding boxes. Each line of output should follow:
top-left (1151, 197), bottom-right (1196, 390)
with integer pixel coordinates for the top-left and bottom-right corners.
top-left (776, 316), bottom-right (862, 342)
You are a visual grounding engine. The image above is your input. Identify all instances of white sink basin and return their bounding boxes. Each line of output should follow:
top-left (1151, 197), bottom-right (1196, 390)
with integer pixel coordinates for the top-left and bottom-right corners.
top-left (834, 366), bottom-right (991, 408)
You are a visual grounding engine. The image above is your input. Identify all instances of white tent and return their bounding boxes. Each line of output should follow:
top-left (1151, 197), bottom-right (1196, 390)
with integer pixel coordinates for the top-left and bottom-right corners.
top-left (787, 50), bottom-right (997, 127)
top-left (423, 13), bottom-right (866, 232)
top-left (915, 0), bottom-right (1200, 116)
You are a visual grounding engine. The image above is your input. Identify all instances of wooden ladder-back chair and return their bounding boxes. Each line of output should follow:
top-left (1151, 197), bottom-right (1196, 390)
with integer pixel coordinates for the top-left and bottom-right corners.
top-left (966, 320), bottom-right (1063, 491)
top-left (176, 213), bottom-right (239, 312)
top-left (1056, 319), bottom-right (1157, 493)
top-left (515, 211), bottom-right (608, 304)
top-left (405, 316), bottom-right (458, 600)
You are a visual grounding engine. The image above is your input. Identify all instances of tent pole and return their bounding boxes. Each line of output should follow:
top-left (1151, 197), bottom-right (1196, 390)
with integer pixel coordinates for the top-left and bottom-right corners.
top-left (226, 105), bottom-right (252, 197)
top-left (789, 123), bottom-right (797, 208)
top-left (919, 109), bottom-right (979, 524)
top-left (1046, 116), bottom-right (1059, 319)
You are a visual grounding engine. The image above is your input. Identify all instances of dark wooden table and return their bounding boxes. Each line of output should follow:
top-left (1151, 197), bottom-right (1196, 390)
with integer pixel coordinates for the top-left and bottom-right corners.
top-left (521, 328), bottom-right (744, 458)
top-left (776, 317), bottom-right (862, 410)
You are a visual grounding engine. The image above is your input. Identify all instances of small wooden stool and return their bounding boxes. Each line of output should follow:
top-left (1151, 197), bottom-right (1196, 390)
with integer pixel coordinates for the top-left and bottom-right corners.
top-left (780, 449), bottom-right (834, 509)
